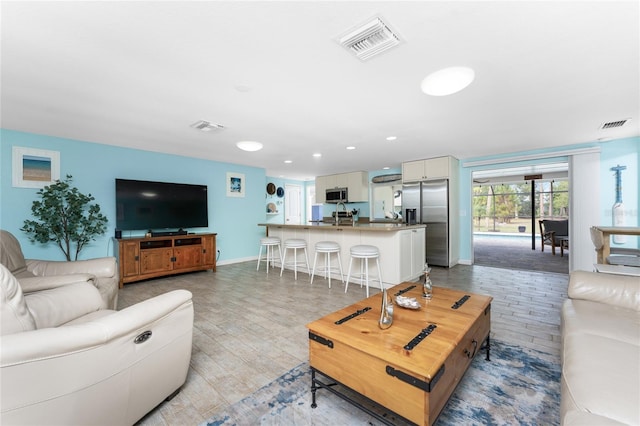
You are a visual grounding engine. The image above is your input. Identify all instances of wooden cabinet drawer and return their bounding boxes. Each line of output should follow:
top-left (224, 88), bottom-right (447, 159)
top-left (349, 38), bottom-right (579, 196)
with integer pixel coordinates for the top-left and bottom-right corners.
top-left (140, 248), bottom-right (173, 274)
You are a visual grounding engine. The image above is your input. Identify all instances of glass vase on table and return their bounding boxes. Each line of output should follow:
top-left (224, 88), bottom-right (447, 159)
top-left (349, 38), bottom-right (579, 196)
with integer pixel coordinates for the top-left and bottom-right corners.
top-left (379, 285), bottom-right (393, 330)
top-left (422, 263), bottom-right (432, 300)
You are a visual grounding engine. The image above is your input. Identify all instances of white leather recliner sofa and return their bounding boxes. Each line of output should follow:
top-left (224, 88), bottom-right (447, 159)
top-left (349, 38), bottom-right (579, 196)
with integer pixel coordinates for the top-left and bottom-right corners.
top-left (0, 229), bottom-right (119, 309)
top-left (0, 263), bottom-right (194, 425)
top-left (561, 270), bottom-right (640, 425)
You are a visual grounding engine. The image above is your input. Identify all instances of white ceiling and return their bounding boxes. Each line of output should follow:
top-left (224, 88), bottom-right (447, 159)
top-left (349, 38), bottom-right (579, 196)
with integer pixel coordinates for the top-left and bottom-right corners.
top-left (1, 1), bottom-right (638, 181)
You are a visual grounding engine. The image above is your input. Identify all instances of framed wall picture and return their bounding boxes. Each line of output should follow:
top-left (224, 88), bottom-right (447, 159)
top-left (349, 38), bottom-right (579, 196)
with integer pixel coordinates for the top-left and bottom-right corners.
top-left (12, 146), bottom-right (60, 188)
top-left (226, 172), bottom-right (245, 197)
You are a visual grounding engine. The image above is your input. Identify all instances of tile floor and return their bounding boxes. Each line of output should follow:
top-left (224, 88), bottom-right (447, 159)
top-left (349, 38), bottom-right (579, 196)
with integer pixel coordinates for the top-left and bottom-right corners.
top-left (118, 261), bottom-right (569, 425)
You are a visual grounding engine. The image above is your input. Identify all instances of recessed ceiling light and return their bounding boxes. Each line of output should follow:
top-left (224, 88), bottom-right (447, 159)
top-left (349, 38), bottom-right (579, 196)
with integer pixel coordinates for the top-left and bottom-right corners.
top-left (386, 136), bottom-right (397, 141)
top-left (383, 166), bottom-right (390, 170)
top-left (236, 141), bottom-right (263, 151)
top-left (234, 84), bottom-right (252, 92)
top-left (421, 66), bottom-right (475, 96)
top-left (313, 153), bottom-right (322, 158)
top-left (284, 160), bottom-right (292, 164)
top-left (346, 146), bottom-right (356, 150)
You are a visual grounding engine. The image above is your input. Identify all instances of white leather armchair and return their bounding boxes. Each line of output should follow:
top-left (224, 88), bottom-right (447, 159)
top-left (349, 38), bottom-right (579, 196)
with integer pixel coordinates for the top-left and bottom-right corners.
top-left (0, 229), bottom-right (119, 309)
top-left (0, 263), bottom-right (194, 425)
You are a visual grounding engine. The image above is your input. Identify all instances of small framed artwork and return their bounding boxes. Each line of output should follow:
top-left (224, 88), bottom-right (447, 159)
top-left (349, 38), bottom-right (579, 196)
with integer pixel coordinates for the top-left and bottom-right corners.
top-left (226, 172), bottom-right (245, 197)
top-left (12, 146), bottom-right (61, 188)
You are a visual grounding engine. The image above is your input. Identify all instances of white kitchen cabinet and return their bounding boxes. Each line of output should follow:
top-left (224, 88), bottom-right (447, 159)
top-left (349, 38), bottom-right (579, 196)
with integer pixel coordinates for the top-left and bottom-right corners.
top-left (315, 177), bottom-right (328, 203)
top-left (334, 174), bottom-right (348, 188)
top-left (315, 174), bottom-right (338, 203)
top-left (315, 171), bottom-right (369, 203)
top-left (402, 156), bottom-right (455, 182)
top-left (410, 227), bottom-right (426, 277)
top-left (399, 231), bottom-right (412, 283)
top-left (346, 171), bottom-right (369, 202)
top-left (399, 228), bottom-right (426, 282)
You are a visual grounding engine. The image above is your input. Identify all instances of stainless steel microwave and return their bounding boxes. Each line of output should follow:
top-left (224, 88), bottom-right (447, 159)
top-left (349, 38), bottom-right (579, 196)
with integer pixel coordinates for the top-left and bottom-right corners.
top-left (325, 187), bottom-right (348, 204)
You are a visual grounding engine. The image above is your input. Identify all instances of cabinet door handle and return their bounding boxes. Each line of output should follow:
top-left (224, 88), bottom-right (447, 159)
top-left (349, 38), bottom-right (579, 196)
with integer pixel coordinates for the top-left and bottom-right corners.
top-left (464, 339), bottom-right (478, 358)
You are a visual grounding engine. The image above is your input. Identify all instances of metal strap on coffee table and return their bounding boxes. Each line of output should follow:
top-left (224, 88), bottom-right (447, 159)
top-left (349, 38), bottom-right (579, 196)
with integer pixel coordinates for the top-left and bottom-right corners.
top-left (310, 368), bottom-right (412, 426)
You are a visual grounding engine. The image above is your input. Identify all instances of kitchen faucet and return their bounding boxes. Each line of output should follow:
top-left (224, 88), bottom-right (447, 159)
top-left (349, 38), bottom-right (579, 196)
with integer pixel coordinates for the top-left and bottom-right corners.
top-left (335, 202), bottom-right (346, 224)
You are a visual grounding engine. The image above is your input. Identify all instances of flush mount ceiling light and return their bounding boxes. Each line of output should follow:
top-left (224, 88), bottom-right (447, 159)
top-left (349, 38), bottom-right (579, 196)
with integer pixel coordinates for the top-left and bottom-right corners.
top-left (421, 66), bottom-right (475, 96)
top-left (313, 153), bottom-right (322, 158)
top-left (236, 141), bottom-right (263, 152)
top-left (234, 84), bottom-right (252, 92)
top-left (190, 120), bottom-right (225, 132)
top-left (339, 16), bottom-right (401, 61)
top-left (386, 136), bottom-right (397, 141)
top-left (284, 160), bottom-right (292, 164)
top-left (346, 146), bottom-right (356, 150)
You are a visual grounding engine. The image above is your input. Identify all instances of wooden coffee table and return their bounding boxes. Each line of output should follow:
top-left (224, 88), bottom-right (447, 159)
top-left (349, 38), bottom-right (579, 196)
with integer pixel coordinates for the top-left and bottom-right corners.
top-left (306, 283), bottom-right (492, 426)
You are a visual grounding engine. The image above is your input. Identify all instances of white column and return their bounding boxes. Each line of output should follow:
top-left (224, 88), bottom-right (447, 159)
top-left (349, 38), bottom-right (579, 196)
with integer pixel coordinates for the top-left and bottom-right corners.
top-left (569, 151), bottom-right (601, 272)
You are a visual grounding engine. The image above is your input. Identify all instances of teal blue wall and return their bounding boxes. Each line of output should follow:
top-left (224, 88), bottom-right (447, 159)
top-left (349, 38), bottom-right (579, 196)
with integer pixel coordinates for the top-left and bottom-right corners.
top-left (458, 137), bottom-right (639, 261)
top-left (262, 177), bottom-right (309, 225)
top-left (599, 138), bottom-right (639, 228)
top-left (2, 129), bottom-right (637, 264)
top-left (0, 129), bottom-right (303, 262)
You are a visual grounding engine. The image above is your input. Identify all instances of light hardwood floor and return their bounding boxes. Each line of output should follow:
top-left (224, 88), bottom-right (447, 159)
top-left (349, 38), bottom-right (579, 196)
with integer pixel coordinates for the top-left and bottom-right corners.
top-left (118, 261), bottom-right (568, 425)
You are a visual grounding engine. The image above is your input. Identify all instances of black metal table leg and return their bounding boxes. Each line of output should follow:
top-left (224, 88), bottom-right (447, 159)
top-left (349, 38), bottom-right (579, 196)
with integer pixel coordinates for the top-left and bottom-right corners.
top-left (311, 368), bottom-right (318, 408)
top-left (483, 334), bottom-right (491, 361)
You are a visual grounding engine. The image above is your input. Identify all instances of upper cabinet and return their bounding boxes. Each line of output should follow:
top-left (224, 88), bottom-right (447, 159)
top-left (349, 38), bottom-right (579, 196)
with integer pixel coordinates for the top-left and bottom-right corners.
top-left (316, 171), bottom-right (369, 203)
top-left (402, 156), bottom-right (457, 182)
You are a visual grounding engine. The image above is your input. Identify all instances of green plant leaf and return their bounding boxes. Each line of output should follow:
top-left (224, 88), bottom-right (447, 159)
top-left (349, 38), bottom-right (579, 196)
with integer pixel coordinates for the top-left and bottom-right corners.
top-left (21, 175), bottom-right (108, 260)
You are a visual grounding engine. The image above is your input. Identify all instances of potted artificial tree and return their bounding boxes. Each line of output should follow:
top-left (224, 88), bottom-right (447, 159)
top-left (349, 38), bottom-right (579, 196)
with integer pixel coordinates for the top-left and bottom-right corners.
top-left (21, 175), bottom-right (108, 261)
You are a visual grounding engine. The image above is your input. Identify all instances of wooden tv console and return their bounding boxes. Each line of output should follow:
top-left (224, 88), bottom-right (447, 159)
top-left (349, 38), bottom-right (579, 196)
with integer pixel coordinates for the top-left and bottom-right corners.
top-left (115, 233), bottom-right (216, 287)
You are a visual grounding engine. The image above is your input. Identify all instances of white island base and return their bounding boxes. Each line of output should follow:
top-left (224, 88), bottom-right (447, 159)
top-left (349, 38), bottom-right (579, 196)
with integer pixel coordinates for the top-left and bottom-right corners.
top-left (259, 223), bottom-right (426, 290)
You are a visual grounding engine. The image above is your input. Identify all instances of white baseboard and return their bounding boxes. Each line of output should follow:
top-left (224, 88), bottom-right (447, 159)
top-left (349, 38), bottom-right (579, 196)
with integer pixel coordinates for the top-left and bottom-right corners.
top-left (217, 256), bottom-right (257, 266)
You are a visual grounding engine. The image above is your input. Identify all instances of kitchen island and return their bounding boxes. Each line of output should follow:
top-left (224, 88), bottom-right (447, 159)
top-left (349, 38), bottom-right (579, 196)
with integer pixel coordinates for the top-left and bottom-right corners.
top-left (258, 222), bottom-right (426, 289)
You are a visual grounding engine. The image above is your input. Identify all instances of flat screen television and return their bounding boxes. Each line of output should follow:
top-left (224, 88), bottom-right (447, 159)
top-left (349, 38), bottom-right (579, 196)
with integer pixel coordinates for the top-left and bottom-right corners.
top-left (115, 179), bottom-right (208, 231)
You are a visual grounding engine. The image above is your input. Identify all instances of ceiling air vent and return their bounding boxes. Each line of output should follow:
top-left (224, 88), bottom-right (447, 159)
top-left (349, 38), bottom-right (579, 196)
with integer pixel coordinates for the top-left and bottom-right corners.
top-left (600, 119), bottom-right (629, 130)
top-left (339, 17), bottom-right (401, 61)
top-left (190, 120), bottom-right (225, 132)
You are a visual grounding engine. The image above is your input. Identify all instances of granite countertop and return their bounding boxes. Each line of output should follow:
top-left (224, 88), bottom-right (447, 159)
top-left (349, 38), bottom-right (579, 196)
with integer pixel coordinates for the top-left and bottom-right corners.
top-left (258, 222), bottom-right (426, 232)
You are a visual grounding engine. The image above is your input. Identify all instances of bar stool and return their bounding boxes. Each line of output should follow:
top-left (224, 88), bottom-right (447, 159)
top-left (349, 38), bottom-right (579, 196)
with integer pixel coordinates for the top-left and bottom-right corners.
top-left (310, 241), bottom-right (344, 288)
top-left (345, 245), bottom-right (382, 298)
top-left (256, 237), bottom-right (282, 274)
top-left (280, 239), bottom-right (310, 280)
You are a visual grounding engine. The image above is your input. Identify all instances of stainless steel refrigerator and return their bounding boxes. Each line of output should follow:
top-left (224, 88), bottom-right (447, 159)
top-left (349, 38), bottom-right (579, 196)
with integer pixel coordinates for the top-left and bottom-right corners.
top-left (402, 179), bottom-right (449, 267)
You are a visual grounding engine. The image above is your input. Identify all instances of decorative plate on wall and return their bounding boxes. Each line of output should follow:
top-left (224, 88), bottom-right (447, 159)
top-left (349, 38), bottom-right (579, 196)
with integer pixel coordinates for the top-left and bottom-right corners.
top-left (276, 187), bottom-right (284, 197)
top-left (266, 183), bottom-right (276, 195)
top-left (267, 202), bottom-right (277, 213)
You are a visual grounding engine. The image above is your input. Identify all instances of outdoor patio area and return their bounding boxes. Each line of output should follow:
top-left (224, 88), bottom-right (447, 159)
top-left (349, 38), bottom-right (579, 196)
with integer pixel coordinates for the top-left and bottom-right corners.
top-left (473, 233), bottom-right (568, 274)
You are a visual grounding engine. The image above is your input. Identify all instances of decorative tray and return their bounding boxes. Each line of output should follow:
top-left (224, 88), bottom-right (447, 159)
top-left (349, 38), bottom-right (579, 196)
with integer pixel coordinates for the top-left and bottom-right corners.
top-left (395, 295), bottom-right (421, 310)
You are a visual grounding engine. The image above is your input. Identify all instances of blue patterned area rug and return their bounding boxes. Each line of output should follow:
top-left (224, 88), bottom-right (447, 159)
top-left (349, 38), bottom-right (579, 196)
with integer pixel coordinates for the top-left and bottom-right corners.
top-left (202, 340), bottom-right (560, 426)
